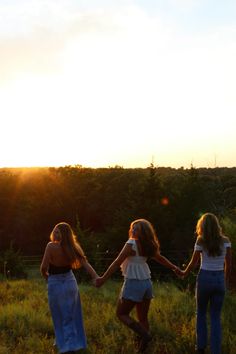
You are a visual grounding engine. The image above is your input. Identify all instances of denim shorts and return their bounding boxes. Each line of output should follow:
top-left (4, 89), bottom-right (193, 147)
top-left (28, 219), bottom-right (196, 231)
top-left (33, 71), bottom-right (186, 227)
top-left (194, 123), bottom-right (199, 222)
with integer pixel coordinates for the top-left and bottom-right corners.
top-left (120, 278), bottom-right (153, 302)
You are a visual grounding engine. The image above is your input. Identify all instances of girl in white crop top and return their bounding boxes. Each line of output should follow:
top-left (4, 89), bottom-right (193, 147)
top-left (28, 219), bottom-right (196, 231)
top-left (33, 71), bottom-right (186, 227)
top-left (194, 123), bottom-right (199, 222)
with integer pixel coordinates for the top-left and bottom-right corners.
top-left (180, 213), bottom-right (232, 354)
top-left (95, 218), bottom-right (181, 353)
top-left (120, 238), bottom-right (151, 280)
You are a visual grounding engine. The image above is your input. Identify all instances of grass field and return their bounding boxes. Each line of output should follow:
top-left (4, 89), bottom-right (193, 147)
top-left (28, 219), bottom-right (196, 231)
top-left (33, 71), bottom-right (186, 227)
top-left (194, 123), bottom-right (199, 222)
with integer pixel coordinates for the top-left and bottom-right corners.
top-left (0, 277), bottom-right (236, 354)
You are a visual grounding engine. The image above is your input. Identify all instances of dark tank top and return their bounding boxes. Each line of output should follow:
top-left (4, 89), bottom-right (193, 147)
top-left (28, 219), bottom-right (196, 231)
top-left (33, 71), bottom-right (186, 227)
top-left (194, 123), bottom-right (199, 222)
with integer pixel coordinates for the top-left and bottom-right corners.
top-left (48, 263), bottom-right (71, 275)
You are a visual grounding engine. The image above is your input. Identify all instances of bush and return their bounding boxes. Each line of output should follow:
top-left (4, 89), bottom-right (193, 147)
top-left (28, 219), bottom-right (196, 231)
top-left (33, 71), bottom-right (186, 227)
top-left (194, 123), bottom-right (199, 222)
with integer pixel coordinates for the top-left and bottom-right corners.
top-left (0, 244), bottom-right (27, 279)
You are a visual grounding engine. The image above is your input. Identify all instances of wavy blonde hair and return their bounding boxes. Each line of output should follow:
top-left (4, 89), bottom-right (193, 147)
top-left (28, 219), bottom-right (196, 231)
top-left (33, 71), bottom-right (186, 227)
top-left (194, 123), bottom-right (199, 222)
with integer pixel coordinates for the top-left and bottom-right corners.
top-left (50, 222), bottom-right (86, 268)
top-left (129, 219), bottom-right (160, 258)
top-left (196, 213), bottom-right (224, 256)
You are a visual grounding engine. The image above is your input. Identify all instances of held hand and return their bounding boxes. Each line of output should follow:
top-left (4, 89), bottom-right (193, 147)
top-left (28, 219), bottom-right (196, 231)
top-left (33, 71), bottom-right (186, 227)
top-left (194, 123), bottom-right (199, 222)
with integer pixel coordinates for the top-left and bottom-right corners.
top-left (95, 277), bottom-right (105, 288)
top-left (173, 267), bottom-right (185, 278)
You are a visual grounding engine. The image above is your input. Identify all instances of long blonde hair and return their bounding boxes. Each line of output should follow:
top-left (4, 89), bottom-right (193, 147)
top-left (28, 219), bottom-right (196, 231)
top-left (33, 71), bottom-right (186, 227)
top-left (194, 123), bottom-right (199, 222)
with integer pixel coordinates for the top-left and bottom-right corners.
top-left (50, 222), bottom-right (86, 268)
top-left (129, 219), bottom-right (160, 258)
top-left (196, 213), bottom-right (224, 256)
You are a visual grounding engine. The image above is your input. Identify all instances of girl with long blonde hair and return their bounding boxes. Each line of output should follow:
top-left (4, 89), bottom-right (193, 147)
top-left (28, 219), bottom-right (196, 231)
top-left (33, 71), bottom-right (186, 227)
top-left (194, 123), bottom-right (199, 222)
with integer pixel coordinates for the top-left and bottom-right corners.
top-left (40, 222), bottom-right (98, 354)
top-left (181, 213), bottom-right (232, 354)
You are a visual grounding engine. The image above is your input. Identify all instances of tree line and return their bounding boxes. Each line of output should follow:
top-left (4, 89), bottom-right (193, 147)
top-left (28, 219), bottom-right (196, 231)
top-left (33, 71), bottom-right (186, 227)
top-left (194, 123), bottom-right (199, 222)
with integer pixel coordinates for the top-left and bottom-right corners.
top-left (0, 164), bottom-right (235, 277)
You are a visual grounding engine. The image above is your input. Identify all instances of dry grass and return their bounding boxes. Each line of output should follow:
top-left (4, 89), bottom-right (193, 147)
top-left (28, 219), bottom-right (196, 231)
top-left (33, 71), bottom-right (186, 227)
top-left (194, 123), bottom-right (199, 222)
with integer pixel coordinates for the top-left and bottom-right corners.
top-left (0, 279), bottom-right (235, 353)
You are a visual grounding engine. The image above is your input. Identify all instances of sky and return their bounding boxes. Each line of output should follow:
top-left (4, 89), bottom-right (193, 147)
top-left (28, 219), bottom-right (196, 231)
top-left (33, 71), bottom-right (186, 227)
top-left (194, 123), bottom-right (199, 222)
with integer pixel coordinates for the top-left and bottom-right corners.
top-left (1, 0), bottom-right (236, 169)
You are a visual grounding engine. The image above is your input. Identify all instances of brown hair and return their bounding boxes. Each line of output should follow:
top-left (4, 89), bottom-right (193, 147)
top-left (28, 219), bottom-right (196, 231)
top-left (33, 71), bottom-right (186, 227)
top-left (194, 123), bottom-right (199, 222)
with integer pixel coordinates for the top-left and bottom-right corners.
top-left (129, 219), bottom-right (160, 258)
top-left (196, 213), bottom-right (224, 256)
top-left (50, 222), bottom-right (86, 268)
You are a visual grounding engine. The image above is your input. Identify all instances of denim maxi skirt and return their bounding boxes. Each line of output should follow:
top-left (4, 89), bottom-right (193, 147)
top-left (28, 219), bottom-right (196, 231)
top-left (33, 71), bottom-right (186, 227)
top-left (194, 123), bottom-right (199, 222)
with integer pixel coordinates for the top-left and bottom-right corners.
top-left (47, 270), bottom-right (87, 353)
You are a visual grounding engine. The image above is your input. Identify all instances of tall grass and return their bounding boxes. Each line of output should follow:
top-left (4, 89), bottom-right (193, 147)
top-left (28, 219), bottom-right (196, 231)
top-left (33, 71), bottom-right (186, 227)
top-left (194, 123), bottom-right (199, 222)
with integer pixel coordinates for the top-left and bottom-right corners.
top-left (0, 278), bottom-right (235, 353)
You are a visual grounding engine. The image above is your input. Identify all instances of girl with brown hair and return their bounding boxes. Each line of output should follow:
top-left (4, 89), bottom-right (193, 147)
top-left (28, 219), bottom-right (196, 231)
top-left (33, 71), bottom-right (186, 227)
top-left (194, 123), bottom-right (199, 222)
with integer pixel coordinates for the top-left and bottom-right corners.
top-left (95, 218), bottom-right (180, 352)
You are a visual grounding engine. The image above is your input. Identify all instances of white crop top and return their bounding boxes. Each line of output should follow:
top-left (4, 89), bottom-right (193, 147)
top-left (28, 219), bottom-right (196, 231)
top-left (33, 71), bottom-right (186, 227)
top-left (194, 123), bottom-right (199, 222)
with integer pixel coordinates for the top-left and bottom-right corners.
top-left (194, 240), bottom-right (231, 271)
top-left (120, 239), bottom-right (151, 279)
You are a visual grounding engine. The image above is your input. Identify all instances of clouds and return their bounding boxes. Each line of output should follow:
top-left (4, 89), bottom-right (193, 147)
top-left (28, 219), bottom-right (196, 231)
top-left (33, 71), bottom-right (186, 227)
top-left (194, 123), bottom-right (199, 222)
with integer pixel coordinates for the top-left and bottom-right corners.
top-left (0, 1), bottom-right (236, 168)
top-left (0, 0), bottom-right (78, 37)
top-left (0, 2), bottom-right (140, 82)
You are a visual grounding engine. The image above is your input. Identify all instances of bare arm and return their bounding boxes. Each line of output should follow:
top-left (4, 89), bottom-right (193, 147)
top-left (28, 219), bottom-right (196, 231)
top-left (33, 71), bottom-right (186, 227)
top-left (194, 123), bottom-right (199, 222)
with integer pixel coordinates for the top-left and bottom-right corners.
top-left (152, 251), bottom-right (179, 272)
top-left (40, 244), bottom-right (51, 280)
top-left (80, 258), bottom-right (99, 280)
top-left (96, 243), bottom-right (134, 286)
top-left (182, 250), bottom-right (201, 277)
top-left (225, 247), bottom-right (232, 287)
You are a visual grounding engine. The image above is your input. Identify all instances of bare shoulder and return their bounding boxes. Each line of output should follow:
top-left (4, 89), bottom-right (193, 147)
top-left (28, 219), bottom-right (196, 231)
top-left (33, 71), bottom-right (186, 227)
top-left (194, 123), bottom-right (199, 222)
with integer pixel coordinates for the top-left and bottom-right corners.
top-left (123, 242), bottom-right (135, 256)
top-left (47, 242), bottom-right (56, 248)
top-left (196, 236), bottom-right (203, 245)
top-left (45, 242), bottom-right (59, 252)
top-left (125, 242), bottom-right (135, 250)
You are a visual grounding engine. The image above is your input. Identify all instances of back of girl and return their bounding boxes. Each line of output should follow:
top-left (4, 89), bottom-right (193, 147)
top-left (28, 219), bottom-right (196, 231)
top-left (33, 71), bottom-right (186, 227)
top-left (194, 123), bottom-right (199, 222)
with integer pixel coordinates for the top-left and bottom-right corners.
top-left (131, 218), bottom-right (160, 258)
top-left (196, 212), bottom-right (229, 255)
top-left (95, 218), bottom-right (180, 353)
top-left (40, 222), bottom-right (98, 354)
top-left (181, 213), bottom-right (232, 354)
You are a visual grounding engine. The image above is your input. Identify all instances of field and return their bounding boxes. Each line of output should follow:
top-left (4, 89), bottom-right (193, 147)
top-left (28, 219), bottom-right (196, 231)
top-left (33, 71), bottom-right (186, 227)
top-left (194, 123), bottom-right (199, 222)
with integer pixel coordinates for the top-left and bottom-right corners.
top-left (0, 277), bottom-right (236, 354)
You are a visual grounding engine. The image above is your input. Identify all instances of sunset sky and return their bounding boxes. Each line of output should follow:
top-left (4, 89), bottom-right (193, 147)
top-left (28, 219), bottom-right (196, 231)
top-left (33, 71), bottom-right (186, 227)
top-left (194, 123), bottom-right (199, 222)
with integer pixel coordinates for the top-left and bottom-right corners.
top-left (1, 0), bottom-right (236, 169)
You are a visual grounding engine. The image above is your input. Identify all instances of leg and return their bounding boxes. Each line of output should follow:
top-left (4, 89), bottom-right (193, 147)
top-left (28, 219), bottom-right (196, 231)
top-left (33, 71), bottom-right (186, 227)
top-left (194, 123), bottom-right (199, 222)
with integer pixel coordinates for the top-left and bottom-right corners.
top-left (48, 274), bottom-right (86, 353)
top-left (196, 295), bottom-right (208, 350)
top-left (136, 299), bottom-right (151, 331)
top-left (116, 297), bottom-right (151, 339)
top-left (48, 279), bottom-right (65, 351)
top-left (116, 297), bottom-right (136, 326)
top-left (135, 299), bottom-right (152, 352)
top-left (196, 279), bottom-right (209, 351)
top-left (209, 289), bottom-right (225, 354)
top-left (117, 280), bottom-right (152, 353)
